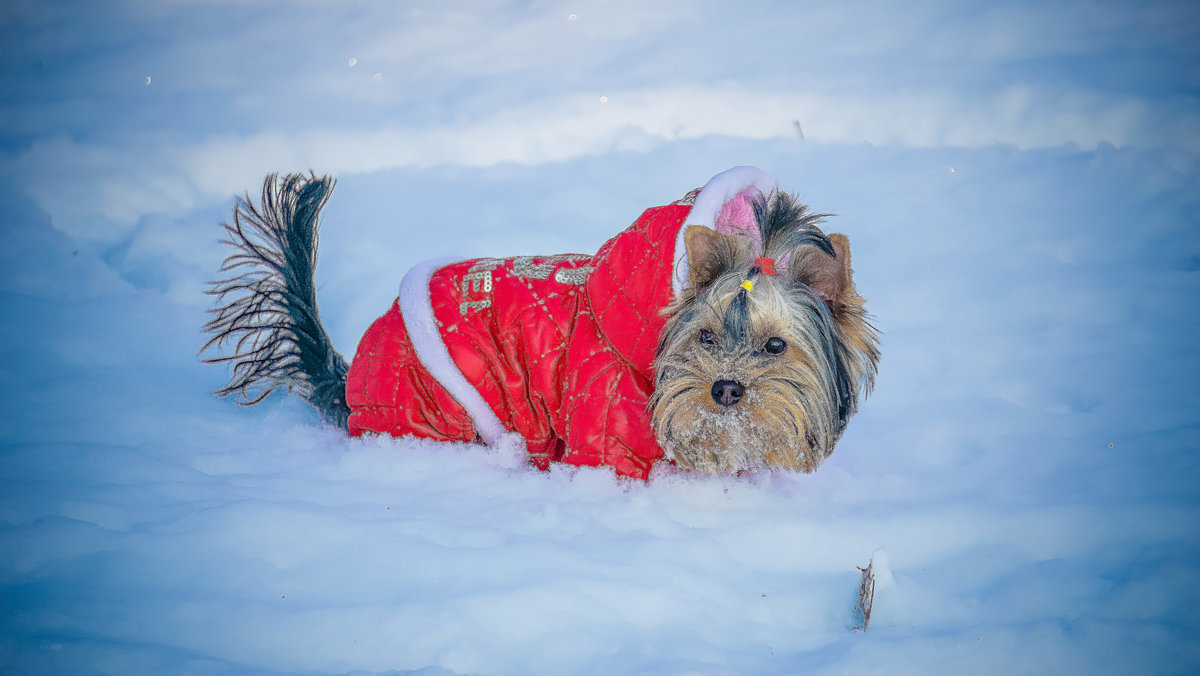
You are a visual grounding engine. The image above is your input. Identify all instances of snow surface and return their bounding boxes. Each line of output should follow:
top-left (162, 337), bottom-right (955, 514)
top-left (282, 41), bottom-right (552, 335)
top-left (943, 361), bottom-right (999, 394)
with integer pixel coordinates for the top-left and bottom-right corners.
top-left (2, 1), bottom-right (1199, 674)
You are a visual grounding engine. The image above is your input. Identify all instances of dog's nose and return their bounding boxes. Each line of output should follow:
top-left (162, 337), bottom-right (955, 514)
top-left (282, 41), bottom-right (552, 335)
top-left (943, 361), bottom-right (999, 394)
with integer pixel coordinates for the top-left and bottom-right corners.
top-left (711, 380), bottom-right (745, 407)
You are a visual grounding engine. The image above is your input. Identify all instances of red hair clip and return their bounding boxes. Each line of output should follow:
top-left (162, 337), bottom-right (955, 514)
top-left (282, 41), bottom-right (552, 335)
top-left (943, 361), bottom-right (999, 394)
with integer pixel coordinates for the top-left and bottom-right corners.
top-left (754, 256), bottom-right (777, 276)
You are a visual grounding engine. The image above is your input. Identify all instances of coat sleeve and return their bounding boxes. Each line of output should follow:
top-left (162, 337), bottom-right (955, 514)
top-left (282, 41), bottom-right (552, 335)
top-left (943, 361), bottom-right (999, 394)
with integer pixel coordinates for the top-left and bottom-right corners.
top-left (558, 311), bottom-right (663, 480)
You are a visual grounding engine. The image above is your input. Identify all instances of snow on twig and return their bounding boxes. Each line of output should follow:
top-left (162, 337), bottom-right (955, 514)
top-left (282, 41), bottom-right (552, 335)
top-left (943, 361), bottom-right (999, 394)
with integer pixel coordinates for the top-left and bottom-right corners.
top-left (853, 558), bottom-right (876, 631)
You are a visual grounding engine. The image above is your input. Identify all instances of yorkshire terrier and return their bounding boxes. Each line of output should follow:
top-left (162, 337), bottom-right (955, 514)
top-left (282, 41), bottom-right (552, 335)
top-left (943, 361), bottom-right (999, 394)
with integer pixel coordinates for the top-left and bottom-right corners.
top-left (203, 167), bottom-right (878, 480)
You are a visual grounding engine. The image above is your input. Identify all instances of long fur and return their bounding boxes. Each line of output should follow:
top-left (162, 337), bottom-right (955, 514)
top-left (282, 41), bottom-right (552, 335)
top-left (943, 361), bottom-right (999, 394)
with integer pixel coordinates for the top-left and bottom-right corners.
top-left (751, 190), bottom-right (834, 259)
top-left (200, 172), bottom-right (350, 428)
top-left (652, 190), bottom-right (879, 473)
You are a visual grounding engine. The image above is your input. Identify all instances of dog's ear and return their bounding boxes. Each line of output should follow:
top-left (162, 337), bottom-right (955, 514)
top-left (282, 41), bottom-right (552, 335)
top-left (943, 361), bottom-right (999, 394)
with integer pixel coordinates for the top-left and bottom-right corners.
top-left (685, 225), bottom-right (747, 291)
top-left (796, 233), bottom-right (855, 307)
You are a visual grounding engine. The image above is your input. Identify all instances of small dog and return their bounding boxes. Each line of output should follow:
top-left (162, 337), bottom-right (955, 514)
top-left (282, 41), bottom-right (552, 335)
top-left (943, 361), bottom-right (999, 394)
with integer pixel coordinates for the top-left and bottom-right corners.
top-left (203, 167), bottom-right (878, 480)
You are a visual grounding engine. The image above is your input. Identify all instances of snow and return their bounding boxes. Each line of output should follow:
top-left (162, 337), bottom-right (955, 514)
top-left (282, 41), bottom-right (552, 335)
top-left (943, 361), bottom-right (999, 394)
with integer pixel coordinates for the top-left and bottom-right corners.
top-left (2, 1), bottom-right (1199, 674)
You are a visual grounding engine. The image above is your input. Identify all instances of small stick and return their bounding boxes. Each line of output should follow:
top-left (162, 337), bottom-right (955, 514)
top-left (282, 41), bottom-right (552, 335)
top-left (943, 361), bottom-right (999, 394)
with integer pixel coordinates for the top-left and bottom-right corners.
top-left (853, 559), bottom-right (876, 631)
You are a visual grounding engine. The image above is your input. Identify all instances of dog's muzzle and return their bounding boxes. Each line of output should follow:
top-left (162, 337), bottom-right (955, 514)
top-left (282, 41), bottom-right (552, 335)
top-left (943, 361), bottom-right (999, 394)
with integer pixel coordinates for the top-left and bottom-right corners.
top-left (711, 380), bottom-right (745, 407)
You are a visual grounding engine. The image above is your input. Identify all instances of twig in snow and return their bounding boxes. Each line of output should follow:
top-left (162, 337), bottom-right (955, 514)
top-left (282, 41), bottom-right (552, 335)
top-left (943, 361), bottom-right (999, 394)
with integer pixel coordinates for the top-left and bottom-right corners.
top-left (852, 559), bottom-right (876, 631)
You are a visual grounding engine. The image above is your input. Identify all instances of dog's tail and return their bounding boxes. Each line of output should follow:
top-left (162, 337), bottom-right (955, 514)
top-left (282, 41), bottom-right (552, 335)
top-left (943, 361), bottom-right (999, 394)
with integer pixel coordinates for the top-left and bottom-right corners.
top-left (201, 172), bottom-right (351, 429)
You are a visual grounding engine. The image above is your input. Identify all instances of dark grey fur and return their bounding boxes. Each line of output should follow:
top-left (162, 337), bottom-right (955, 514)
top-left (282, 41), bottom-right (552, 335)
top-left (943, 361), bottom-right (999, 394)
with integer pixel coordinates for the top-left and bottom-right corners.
top-left (751, 190), bottom-right (833, 259)
top-left (201, 172), bottom-right (350, 428)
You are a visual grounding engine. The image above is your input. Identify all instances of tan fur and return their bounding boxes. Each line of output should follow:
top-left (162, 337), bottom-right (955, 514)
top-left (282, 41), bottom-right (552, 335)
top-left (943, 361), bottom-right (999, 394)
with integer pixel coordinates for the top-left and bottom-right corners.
top-left (653, 275), bottom-right (831, 472)
top-left (822, 233), bottom-right (880, 395)
top-left (652, 208), bottom-right (879, 475)
top-left (684, 225), bottom-right (752, 290)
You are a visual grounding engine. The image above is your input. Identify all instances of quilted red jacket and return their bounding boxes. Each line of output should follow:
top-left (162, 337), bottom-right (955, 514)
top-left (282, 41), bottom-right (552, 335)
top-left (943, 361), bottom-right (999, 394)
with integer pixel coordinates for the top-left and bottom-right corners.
top-left (344, 167), bottom-right (779, 480)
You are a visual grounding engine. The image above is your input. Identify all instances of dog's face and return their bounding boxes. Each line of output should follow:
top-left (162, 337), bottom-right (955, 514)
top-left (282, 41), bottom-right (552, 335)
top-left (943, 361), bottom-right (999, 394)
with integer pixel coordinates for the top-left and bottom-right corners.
top-left (651, 193), bottom-right (879, 474)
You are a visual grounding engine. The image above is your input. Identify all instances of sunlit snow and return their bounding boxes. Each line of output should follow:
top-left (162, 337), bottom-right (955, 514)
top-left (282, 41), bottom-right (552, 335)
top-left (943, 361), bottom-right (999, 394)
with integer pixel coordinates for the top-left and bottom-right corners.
top-left (1, 1), bottom-right (1197, 674)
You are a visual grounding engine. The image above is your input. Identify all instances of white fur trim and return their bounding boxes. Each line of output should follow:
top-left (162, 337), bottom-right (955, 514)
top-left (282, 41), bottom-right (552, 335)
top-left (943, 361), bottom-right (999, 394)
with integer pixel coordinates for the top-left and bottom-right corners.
top-left (672, 166), bottom-right (779, 296)
top-left (398, 257), bottom-right (511, 445)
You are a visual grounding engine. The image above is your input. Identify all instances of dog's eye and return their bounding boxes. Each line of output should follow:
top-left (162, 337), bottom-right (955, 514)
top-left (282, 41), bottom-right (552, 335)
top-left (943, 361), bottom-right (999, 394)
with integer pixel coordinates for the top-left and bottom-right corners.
top-left (764, 337), bottom-right (787, 354)
top-left (699, 329), bottom-right (717, 346)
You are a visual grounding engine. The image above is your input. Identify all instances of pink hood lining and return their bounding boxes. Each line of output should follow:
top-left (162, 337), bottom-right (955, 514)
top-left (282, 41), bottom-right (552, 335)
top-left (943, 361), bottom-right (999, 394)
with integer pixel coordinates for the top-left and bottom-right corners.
top-left (671, 166), bottom-right (780, 296)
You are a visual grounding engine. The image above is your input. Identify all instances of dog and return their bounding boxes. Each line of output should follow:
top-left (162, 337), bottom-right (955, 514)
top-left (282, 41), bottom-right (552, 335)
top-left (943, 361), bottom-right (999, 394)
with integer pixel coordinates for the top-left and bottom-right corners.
top-left (202, 167), bottom-right (878, 480)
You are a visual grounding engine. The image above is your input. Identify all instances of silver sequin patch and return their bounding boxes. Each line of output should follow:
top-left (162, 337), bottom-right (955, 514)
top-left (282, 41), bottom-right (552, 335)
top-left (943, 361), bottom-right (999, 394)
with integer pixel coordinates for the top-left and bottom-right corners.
top-left (456, 254), bottom-right (594, 315)
top-left (459, 299), bottom-right (493, 313)
top-left (462, 270), bottom-right (493, 295)
top-left (553, 266), bottom-right (594, 285)
top-left (511, 254), bottom-right (591, 280)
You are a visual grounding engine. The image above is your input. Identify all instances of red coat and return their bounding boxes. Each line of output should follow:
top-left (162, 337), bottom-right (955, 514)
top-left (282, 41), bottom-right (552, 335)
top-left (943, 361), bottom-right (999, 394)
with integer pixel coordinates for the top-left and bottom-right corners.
top-left (344, 167), bottom-right (779, 480)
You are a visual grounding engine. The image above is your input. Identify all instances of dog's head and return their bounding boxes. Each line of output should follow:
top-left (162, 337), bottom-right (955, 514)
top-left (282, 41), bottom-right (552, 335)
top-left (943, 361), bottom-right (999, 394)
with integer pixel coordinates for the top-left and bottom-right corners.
top-left (651, 191), bottom-right (879, 473)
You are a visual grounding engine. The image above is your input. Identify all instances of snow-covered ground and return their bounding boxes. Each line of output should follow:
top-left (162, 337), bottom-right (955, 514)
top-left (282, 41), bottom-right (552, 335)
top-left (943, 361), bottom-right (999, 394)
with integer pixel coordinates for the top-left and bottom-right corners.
top-left (1, 2), bottom-right (1198, 674)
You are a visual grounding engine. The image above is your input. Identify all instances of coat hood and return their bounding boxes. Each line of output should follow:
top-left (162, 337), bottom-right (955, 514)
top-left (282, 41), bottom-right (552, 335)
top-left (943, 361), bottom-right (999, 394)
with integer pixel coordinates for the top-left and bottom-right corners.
top-left (584, 166), bottom-right (781, 377)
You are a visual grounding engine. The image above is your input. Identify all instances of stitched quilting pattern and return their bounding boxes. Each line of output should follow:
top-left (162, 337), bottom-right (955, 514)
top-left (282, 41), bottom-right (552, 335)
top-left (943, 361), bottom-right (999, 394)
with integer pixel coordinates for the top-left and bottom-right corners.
top-left (345, 300), bottom-right (477, 442)
top-left (432, 256), bottom-right (592, 466)
top-left (345, 193), bottom-right (696, 479)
